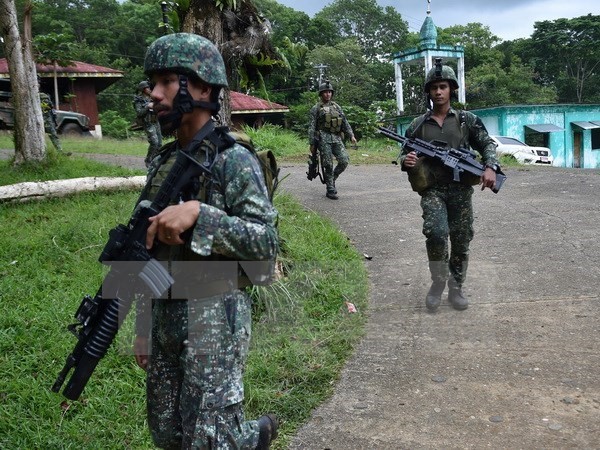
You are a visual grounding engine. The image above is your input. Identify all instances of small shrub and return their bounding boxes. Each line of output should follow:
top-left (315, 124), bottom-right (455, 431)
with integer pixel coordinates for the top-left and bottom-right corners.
top-left (99, 110), bottom-right (131, 139)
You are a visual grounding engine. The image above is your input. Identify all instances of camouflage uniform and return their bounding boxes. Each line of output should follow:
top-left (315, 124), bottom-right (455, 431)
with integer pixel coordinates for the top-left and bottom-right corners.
top-left (400, 107), bottom-right (498, 288)
top-left (308, 86), bottom-right (353, 196)
top-left (133, 83), bottom-right (163, 167)
top-left (138, 33), bottom-right (279, 449)
top-left (39, 92), bottom-right (62, 152)
top-left (140, 135), bottom-right (278, 449)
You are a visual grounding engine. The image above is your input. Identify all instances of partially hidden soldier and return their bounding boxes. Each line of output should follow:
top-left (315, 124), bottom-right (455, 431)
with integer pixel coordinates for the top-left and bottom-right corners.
top-left (134, 80), bottom-right (163, 167)
top-left (39, 91), bottom-right (62, 152)
top-left (308, 80), bottom-right (356, 199)
top-left (134, 33), bottom-right (279, 449)
top-left (399, 60), bottom-right (500, 312)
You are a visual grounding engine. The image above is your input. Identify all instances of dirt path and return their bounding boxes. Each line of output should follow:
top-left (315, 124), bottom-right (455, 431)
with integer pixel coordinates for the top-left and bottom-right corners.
top-left (279, 162), bottom-right (600, 449)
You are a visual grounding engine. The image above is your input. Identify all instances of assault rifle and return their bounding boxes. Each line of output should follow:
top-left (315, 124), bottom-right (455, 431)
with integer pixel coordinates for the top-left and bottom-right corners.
top-left (306, 146), bottom-right (324, 183)
top-left (377, 126), bottom-right (506, 193)
top-left (52, 146), bottom-right (210, 400)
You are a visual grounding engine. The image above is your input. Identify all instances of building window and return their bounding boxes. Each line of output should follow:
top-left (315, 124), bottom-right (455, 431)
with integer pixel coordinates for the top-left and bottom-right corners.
top-left (525, 131), bottom-right (546, 147)
top-left (592, 128), bottom-right (600, 150)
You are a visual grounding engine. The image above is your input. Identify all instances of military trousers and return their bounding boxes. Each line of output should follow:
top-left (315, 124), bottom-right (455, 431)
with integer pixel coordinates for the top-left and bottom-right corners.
top-left (318, 140), bottom-right (349, 193)
top-left (420, 183), bottom-right (474, 286)
top-left (145, 123), bottom-right (163, 165)
top-left (43, 115), bottom-right (62, 152)
top-left (146, 291), bottom-right (260, 449)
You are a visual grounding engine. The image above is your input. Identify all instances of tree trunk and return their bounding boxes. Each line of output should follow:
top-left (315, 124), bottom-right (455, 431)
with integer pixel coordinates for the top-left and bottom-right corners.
top-left (181, 0), bottom-right (231, 127)
top-left (0, 0), bottom-right (47, 165)
top-left (0, 176), bottom-right (146, 203)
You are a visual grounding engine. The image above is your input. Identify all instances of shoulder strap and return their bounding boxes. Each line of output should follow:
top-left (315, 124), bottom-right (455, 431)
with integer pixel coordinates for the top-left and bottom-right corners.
top-left (409, 110), bottom-right (432, 138)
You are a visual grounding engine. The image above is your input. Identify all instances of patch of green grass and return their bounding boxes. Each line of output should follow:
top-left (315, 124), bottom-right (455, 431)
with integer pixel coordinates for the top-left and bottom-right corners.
top-left (0, 153), bottom-right (144, 186)
top-left (0, 158), bottom-right (368, 448)
top-left (0, 131), bottom-right (175, 158)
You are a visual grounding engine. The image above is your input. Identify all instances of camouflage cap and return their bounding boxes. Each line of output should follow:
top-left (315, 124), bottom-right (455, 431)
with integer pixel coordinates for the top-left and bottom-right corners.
top-left (144, 33), bottom-right (228, 88)
top-left (424, 64), bottom-right (459, 92)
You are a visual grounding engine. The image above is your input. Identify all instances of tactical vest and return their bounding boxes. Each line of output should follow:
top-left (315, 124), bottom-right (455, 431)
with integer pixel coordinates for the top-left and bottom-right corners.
top-left (319, 103), bottom-right (343, 133)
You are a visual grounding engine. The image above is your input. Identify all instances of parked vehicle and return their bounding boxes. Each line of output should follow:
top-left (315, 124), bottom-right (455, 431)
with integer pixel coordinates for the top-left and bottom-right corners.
top-left (491, 135), bottom-right (553, 165)
top-left (0, 90), bottom-right (91, 136)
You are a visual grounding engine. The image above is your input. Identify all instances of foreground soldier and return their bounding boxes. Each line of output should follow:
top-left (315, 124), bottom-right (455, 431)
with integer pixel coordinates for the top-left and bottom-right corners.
top-left (400, 61), bottom-right (500, 312)
top-left (133, 80), bottom-right (163, 167)
top-left (133, 33), bottom-right (279, 449)
top-left (308, 80), bottom-right (356, 199)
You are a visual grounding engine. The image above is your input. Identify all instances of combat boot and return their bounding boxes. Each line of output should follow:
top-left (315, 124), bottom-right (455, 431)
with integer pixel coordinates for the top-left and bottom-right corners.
top-left (425, 280), bottom-right (446, 312)
top-left (448, 285), bottom-right (468, 310)
top-left (256, 414), bottom-right (279, 449)
top-left (326, 189), bottom-right (338, 200)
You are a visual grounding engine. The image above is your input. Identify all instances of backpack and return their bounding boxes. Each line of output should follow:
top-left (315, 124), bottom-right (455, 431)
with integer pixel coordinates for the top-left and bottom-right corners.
top-left (227, 130), bottom-right (280, 202)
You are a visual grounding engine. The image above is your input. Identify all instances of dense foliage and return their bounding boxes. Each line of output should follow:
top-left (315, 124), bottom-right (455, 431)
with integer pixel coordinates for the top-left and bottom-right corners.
top-left (2, 1), bottom-right (598, 137)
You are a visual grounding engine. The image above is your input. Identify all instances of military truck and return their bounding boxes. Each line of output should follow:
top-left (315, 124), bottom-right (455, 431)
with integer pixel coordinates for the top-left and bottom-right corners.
top-left (0, 90), bottom-right (91, 136)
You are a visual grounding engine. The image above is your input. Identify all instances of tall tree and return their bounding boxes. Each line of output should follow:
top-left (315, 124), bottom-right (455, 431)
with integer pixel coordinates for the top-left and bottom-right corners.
top-left (526, 14), bottom-right (600, 103)
top-left (0, 0), bottom-right (46, 164)
top-left (466, 58), bottom-right (557, 109)
top-left (437, 23), bottom-right (502, 71)
top-left (305, 39), bottom-right (377, 110)
top-left (315, 0), bottom-right (409, 62)
top-left (176, 0), bottom-right (280, 125)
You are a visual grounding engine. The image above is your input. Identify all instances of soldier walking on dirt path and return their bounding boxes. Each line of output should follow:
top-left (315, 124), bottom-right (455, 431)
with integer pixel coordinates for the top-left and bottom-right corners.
top-left (308, 80), bottom-right (356, 200)
top-left (399, 59), bottom-right (501, 312)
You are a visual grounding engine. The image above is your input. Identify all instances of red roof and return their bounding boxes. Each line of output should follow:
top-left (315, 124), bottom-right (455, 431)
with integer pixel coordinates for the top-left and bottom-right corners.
top-left (0, 59), bottom-right (123, 77)
top-left (230, 91), bottom-right (288, 114)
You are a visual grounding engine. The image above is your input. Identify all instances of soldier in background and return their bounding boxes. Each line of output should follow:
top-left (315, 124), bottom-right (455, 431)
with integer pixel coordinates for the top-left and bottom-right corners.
top-left (39, 91), bottom-right (62, 152)
top-left (133, 80), bottom-right (163, 167)
top-left (308, 80), bottom-right (356, 200)
top-left (399, 61), bottom-right (500, 312)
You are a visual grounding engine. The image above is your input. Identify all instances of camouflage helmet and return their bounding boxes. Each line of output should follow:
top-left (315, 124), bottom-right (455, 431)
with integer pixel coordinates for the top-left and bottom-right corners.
top-left (137, 80), bottom-right (151, 92)
top-left (144, 33), bottom-right (228, 88)
top-left (424, 64), bottom-right (459, 92)
top-left (319, 80), bottom-right (334, 94)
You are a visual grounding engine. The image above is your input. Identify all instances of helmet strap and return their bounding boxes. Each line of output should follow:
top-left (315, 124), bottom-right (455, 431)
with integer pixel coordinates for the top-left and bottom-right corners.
top-left (158, 75), bottom-right (221, 135)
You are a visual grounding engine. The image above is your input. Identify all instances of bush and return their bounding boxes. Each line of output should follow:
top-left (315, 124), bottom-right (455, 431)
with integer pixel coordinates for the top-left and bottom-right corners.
top-left (286, 91), bottom-right (316, 135)
top-left (99, 110), bottom-right (132, 139)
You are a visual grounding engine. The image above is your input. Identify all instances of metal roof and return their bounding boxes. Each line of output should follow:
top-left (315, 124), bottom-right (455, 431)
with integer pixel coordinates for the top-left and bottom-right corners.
top-left (571, 121), bottom-right (600, 130)
top-left (0, 59), bottom-right (123, 78)
top-left (230, 91), bottom-right (288, 114)
top-left (524, 124), bottom-right (564, 132)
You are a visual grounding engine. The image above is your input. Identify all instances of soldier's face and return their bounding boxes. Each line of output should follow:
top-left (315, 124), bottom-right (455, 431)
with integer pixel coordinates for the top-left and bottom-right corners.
top-left (150, 73), bottom-right (180, 117)
top-left (321, 90), bottom-right (333, 101)
top-left (428, 81), bottom-right (451, 105)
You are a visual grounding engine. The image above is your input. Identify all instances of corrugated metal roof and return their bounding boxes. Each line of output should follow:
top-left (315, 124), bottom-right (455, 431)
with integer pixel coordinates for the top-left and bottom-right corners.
top-left (230, 91), bottom-right (288, 114)
top-left (0, 59), bottom-right (123, 78)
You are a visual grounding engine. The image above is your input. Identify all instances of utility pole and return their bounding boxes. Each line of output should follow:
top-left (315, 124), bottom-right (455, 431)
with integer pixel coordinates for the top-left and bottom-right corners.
top-left (313, 63), bottom-right (328, 87)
